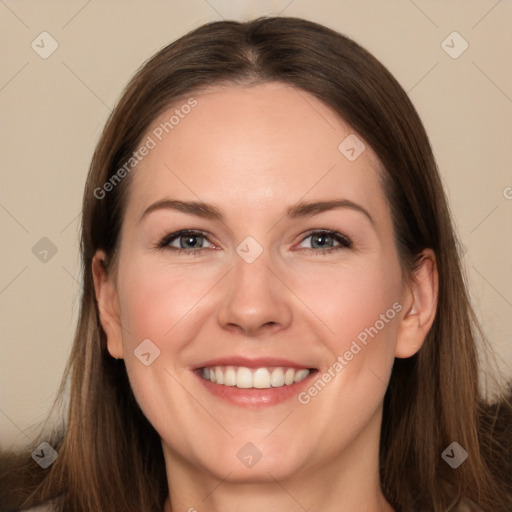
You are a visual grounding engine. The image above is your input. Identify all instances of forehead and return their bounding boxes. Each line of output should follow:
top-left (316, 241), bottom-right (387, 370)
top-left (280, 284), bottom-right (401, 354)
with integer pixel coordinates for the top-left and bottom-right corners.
top-left (125, 82), bottom-right (387, 224)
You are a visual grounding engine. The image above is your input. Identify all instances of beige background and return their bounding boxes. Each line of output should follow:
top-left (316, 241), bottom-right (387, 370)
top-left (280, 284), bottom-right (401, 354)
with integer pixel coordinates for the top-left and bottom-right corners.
top-left (1, 0), bottom-right (511, 448)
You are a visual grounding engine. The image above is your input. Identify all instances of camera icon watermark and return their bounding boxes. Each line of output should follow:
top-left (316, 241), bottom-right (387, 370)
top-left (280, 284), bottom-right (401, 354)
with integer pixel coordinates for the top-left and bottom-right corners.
top-left (441, 31), bottom-right (468, 59)
top-left (236, 442), bottom-right (262, 468)
top-left (31, 32), bottom-right (59, 59)
top-left (441, 441), bottom-right (468, 469)
top-left (338, 134), bottom-right (365, 161)
top-left (134, 338), bottom-right (161, 366)
top-left (32, 442), bottom-right (58, 469)
top-left (236, 236), bottom-right (263, 264)
top-left (32, 237), bottom-right (58, 263)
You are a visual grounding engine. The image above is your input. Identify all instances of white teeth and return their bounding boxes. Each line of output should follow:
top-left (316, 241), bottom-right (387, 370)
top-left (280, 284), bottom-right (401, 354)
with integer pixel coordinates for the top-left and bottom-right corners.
top-left (236, 367), bottom-right (252, 388)
top-left (294, 369), bottom-right (310, 383)
top-left (270, 368), bottom-right (285, 387)
top-left (253, 368), bottom-right (270, 389)
top-left (224, 366), bottom-right (237, 386)
top-left (199, 365), bottom-right (311, 389)
top-left (284, 368), bottom-right (295, 385)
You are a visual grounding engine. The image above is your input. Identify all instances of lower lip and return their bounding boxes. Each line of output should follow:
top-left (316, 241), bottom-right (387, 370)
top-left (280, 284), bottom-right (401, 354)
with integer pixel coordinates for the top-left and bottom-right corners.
top-left (194, 370), bottom-right (318, 407)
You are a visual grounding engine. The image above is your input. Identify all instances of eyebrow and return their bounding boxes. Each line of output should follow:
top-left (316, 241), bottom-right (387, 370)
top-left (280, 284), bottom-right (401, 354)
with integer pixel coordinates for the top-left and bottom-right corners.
top-left (139, 198), bottom-right (374, 225)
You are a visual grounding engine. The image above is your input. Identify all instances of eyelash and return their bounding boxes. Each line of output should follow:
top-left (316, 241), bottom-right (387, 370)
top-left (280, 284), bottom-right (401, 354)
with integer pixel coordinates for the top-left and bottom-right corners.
top-left (156, 229), bottom-right (353, 257)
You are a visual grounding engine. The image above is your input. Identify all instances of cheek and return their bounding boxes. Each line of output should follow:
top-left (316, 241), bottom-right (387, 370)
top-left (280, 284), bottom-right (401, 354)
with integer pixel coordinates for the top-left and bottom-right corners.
top-left (292, 256), bottom-right (402, 358)
top-left (117, 261), bottom-right (217, 347)
top-left (114, 261), bottom-right (215, 440)
top-left (293, 258), bottom-right (402, 428)
top-left (286, 259), bottom-right (402, 462)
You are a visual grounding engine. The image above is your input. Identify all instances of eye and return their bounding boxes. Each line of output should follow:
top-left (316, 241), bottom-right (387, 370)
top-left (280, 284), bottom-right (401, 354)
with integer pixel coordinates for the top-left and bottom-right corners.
top-left (296, 230), bottom-right (352, 255)
top-left (157, 230), bottom-right (214, 256)
top-left (156, 229), bottom-right (352, 257)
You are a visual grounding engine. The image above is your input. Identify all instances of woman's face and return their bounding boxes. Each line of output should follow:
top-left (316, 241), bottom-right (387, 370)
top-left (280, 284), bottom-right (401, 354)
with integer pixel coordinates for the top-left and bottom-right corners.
top-left (94, 82), bottom-right (429, 489)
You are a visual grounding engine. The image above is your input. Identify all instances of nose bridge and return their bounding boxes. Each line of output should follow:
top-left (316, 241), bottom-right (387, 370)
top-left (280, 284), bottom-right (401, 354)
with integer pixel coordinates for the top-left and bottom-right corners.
top-left (216, 235), bottom-right (292, 334)
top-left (233, 237), bottom-right (272, 291)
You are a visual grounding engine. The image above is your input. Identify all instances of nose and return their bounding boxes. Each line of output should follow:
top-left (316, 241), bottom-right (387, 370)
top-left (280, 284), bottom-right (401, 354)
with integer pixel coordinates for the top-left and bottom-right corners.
top-left (216, 246), bottom-right (293, 337)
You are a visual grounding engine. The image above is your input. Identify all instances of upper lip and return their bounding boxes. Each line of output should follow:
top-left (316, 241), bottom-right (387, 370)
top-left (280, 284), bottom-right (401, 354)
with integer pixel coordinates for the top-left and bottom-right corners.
top-left (193, 356), bottom-right (315, 370)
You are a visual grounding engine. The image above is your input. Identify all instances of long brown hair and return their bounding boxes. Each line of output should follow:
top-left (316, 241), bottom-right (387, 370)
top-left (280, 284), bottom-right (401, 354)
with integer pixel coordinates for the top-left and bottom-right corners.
top-left (1, 16), bottom-right (511, 512)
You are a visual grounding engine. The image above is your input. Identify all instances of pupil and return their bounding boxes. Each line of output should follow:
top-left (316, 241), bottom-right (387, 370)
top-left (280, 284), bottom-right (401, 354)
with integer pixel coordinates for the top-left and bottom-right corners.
top-left (314, 234), bottom-right (331, 248)
top-left (184, 235), bottom-right (199, 248)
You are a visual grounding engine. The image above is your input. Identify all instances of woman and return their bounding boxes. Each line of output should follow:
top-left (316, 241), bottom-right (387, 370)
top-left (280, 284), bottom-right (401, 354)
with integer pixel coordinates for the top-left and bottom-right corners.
top-left (1, 16), bottom-right (511, 512)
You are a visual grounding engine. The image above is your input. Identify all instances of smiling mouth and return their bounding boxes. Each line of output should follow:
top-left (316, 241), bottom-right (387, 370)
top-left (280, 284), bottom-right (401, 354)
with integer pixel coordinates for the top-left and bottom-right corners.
top-left (198, 365), bottom-right (314, 389)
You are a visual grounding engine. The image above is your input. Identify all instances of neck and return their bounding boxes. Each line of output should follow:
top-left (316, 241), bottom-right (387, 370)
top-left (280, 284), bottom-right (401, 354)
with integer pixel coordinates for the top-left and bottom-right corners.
top-left (161, 410), bottom-right (394, 512)
top-left (162, 477), bottom-right (393, 512)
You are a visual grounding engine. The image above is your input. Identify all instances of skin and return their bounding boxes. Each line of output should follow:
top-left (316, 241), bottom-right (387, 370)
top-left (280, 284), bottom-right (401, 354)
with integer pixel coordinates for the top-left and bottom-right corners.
top-left (93, 82), bottom-right (438, 512)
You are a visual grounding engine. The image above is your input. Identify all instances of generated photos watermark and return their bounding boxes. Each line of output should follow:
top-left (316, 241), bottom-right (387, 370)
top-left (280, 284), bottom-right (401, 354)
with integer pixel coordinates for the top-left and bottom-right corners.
top-left (93, 97), bottom-right (197, 200)
top-left (298, 301), bottom-right (403, 405)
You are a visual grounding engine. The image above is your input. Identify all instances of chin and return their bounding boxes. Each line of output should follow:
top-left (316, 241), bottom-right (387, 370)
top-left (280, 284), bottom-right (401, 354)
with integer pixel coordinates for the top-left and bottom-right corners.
top-left (196, 436), bottom-right (311, 483)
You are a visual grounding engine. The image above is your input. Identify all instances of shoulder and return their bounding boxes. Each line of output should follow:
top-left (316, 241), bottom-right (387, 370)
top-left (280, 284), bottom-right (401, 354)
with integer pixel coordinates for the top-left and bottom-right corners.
top-left (440, 480), bottom-right (485, 512)
top-left (23, 504), bottom-right (55, 512)
top-left (455, 497), bottom-right (484, 512)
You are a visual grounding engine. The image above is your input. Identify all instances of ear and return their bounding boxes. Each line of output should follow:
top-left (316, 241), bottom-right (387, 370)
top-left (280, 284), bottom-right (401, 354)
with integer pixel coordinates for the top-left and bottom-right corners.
top-left (395, 249), bottom-right (438, 358)
top-left (92, 250), bottom-right (124, 359)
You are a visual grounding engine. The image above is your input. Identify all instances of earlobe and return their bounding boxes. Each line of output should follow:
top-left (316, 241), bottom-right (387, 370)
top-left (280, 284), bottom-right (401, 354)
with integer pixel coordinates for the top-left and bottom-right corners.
top-left (92, 250), bottom-right (124, 360)
top-left (395, 250), bottom-right (438, 359)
